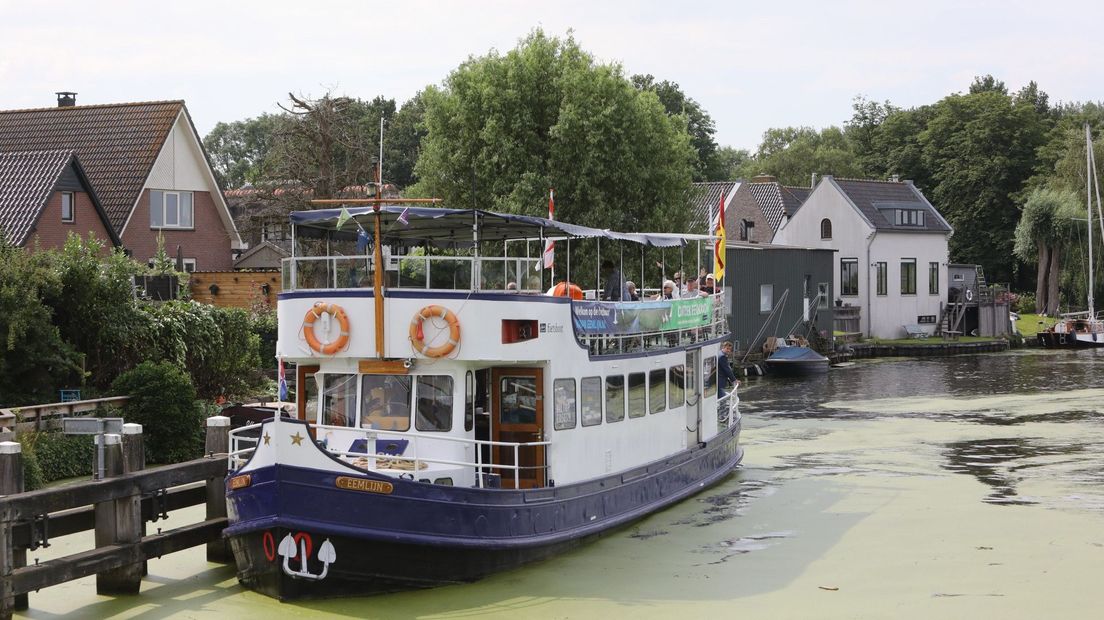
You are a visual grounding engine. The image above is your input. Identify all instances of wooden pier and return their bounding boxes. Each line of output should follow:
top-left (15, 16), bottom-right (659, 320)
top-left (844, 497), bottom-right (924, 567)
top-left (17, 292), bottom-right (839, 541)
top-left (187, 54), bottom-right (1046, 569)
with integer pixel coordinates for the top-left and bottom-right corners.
top-left (0, 416), bottom-right (232, 619)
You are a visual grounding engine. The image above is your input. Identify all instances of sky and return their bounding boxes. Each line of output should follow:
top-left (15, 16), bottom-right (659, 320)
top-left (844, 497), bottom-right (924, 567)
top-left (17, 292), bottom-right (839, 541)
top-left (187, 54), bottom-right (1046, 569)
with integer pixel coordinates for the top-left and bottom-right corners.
top-left (1, 0), bottom-right (1102, 152)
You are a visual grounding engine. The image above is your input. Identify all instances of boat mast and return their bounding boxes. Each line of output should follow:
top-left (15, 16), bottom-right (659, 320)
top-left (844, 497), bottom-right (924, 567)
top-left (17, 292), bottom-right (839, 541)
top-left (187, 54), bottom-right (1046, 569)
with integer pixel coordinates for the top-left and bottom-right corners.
top-left (1088, 123), bottom-right (1095, 317)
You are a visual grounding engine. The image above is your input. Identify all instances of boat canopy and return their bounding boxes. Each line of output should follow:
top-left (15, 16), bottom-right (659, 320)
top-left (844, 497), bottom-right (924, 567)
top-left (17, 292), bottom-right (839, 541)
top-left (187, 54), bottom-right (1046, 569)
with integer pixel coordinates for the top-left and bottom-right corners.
top-left (290, 206), bottom-right (689, 248)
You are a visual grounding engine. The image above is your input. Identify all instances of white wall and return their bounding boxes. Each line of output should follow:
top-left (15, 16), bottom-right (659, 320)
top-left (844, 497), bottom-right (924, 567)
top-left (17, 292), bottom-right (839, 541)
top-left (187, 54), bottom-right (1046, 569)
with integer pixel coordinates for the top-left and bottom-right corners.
top-left (145, 116), bottom-right (211, 191)
top-left (868, 234), bottom-right (949, 338)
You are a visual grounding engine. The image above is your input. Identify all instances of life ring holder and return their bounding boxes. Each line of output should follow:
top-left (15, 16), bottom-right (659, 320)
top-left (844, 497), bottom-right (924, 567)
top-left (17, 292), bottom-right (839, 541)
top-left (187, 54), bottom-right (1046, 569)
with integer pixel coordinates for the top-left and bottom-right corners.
top-left (303, 302), bottom-right (350, 355)
top-left (409, 305), bottom-right (461, 358)
top-left (965, 288), bottom-right (974, 302)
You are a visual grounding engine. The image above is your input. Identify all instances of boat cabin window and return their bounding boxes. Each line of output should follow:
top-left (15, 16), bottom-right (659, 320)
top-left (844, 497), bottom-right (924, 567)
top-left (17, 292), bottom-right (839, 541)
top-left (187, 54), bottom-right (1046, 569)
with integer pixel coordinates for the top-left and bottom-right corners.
top-left (703, 356), bottom-right (718, 399)
top-left (580, 377), bottom-right (603, 427)
top-left (605, 375), bottom-right (625, 423)
top-left (360, 375), bottom-right (412, 431)
top-left (553, 378), bottom-right (577, 430)
top-left (627, 372), bottom-right (646, 418)
top-left (500, 377), bottom-right (537, 424)
top-left (322, 374), bottom-right (357, 427)
top-left (669, 365), bottom-right (686, 408)
top-left (415, 375), bottom-right (454, 432)
top-left (649, 369), bottom-right (666, 414)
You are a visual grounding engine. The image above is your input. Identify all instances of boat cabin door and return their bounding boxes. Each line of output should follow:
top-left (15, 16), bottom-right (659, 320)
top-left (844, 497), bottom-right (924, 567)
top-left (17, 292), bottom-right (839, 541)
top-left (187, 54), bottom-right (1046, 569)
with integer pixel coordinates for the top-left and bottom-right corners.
top-left (685, 348), bottom-right (702, 447)
top-left (491, 368), bottom-right (546, 489)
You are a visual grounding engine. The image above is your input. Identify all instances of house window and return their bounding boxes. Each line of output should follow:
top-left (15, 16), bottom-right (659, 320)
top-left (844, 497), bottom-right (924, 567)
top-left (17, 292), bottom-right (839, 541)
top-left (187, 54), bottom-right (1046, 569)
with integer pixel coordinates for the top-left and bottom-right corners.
top-left (820, 218), bottom-right (832, 239)
top-left (261, 219), bottom-right (290, 242)
top-left (817, 283), bottom-right (830, 309)
top-left (894, 209), bottom-right (925, 226)
top-left (148, 257), bottom-right (196, 272)
top-left (759, 284), bottom-right (774, 313)
top-left (901, 259), bottom-right (917, 295)
top-left (929, 262), bottom-right (940, 295)
top-left (61, 192), bottom-right (75, 222)
top-left (739, 219), bottom-right (755, 242)
top-left (150, 190), bottom-right (194, 229)
top-left (876, 262), bottom-right (887, 296)
top-left (841, 259), bottom-right (859, 296)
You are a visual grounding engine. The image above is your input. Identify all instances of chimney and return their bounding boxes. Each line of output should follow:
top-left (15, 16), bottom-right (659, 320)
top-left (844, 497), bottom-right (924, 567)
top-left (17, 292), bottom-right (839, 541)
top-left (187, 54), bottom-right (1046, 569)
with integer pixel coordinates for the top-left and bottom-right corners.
top-left (56, 92), bottom-right (77, 107)
top-left (810, 172), bottom-right (818, 188)
top-left (889, 173), bottom-right (900, 183)
top-left (750, 174), bottom-right (777, 184)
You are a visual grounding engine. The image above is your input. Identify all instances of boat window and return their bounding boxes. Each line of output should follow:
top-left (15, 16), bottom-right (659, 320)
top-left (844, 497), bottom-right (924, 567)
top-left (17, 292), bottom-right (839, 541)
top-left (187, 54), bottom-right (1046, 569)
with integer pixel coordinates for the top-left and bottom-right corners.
top-left (580, 377), bottom-right (603, 427)
top-left (669, 365), bottom-right (685, 408)
top-left (322, 374), bottom-right (357, 427)
top-left (627, 372), bottom-right (646, 418)
top-left (649, 369), bottom-right (666, 414)
top-left (360, 375), bottom-right (411, 431)
top-left (500, 377), bottom-right (537, 424)
top-left (415, 375), bottom-right (453, 432)
top-left (464, 371), bottom-right (475, 432)
top-left (553, 378), bottom-right (577, 430)
top-left (605, 375), bottom-right (625, 423)
top-left (703, 356), bottom-right (718, 399)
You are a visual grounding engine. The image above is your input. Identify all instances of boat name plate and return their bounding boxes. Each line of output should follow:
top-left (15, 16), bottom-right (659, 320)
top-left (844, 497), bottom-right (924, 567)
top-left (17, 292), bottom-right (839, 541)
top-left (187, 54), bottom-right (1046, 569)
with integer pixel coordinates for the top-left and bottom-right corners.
top-left (335, 476), bottom-right (394, 495)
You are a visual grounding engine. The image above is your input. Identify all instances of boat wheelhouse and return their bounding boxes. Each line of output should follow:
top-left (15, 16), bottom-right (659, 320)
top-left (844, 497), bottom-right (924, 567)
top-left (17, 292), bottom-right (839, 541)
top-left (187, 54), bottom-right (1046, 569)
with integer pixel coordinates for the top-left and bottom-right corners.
top-left (224, 203), bottom-right (742, 599)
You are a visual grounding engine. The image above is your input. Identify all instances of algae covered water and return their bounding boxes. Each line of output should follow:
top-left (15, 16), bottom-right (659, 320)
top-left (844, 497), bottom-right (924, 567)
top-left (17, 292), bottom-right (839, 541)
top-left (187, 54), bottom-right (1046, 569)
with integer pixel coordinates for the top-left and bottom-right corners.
top-left (18, 348), bottom-right (1104, 619)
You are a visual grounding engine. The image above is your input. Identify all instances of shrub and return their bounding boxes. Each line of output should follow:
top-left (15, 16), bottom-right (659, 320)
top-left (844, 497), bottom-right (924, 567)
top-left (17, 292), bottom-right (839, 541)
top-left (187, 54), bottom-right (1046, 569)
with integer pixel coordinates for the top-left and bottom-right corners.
top-left (1014, 292), bottom-right (1036, 315)
top-left (112, 361), bottom-right (204, 464)
top-left (19, 432), bottom-right (95, 487)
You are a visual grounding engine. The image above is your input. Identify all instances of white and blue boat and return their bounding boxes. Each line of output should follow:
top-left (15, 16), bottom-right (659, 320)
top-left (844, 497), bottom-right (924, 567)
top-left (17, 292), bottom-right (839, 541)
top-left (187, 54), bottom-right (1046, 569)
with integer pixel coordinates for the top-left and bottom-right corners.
top-left (224, 203), bottom-right (742, 599)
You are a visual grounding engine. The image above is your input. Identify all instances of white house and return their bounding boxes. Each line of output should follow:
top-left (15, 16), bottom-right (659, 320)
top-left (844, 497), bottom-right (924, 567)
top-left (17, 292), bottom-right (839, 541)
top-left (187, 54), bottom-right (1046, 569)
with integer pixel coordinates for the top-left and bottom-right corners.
top-left (773, 176), bottom-right (953, 339)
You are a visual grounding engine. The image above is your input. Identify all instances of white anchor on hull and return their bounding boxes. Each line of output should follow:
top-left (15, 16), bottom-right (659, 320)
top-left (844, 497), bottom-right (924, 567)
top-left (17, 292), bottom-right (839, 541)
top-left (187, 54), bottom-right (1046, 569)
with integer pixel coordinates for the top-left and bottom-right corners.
top-left (278, 534), bottom-right (336, 580)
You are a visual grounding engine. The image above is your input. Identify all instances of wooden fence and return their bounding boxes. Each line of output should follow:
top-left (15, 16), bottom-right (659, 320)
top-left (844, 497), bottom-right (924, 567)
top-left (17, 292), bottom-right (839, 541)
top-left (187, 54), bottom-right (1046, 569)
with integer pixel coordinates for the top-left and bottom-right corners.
top-left (0, 396), bottom-right (130, 441)
top-left (0, 417), bottom-right (232, 619)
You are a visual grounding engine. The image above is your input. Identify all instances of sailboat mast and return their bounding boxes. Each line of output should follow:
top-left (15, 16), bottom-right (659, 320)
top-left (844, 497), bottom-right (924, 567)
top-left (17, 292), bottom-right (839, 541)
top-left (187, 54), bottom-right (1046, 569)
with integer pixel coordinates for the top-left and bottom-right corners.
top-left (1088, 123), bottom-right (1095, 317)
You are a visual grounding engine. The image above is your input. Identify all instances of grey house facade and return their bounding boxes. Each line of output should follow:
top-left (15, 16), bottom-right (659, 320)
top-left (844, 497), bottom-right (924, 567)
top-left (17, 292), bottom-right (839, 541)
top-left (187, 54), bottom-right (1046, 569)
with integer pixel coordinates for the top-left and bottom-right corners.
top-left (723, 242), bottom-right (835, 354)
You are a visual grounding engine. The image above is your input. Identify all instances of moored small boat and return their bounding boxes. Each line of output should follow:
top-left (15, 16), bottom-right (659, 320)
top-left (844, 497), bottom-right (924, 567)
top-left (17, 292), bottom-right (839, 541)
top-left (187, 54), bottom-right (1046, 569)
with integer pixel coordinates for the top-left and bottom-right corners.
top-left (765, 345), bottom-right (829, 376)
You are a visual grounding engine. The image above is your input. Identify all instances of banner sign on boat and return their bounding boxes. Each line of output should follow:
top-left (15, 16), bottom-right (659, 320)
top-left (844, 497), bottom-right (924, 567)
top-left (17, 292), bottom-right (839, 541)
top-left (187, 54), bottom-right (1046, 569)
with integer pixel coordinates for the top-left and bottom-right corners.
top-left (335, 476), bottom-right (394, 494)
top-left (571, 298), bottom-right (712, 335)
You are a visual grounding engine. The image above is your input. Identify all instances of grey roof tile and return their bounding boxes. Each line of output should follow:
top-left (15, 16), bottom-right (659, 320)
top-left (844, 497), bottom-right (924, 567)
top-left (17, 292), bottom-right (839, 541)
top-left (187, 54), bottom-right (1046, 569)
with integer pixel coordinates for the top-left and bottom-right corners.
top-left (831, 178), bottom-right (951, 233)
top-left (0, 149), bottom-right (73, 245)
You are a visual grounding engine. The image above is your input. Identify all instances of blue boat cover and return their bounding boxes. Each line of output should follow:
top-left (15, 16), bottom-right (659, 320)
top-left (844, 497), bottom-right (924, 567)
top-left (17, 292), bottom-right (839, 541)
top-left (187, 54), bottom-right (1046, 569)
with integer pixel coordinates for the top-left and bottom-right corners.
top-left (768, 346), bottom-right (829, 362)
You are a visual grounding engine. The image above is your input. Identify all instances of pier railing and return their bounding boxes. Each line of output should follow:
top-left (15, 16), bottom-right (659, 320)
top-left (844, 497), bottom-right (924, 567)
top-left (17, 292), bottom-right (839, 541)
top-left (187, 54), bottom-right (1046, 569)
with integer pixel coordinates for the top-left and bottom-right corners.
top-left (0, 417), bottom-right (232, 619)
top-left (0, 396), bottom-right (130, 440)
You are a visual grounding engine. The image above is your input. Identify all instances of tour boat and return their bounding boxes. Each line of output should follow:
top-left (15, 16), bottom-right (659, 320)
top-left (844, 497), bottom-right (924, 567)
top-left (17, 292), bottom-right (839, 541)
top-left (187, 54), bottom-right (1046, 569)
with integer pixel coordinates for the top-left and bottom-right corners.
top-left (223, 203), bottom-right (742, 600)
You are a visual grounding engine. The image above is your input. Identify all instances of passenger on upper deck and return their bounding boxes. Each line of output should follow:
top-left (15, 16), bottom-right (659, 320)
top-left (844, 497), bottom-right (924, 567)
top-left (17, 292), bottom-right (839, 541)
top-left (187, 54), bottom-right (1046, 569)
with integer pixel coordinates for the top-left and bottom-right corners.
top-left (626, 281), bottom-right (640, 301)
top-left (653, 280), bottom-right (676, 300)
top-left (601, 260), bottom-right (629, 301)
top-left (681, 277), bottom-right (706, 299)
top-left (700, 274), bottom-right (716, 295)
top-left (506, 281), bottom-right (517, 291)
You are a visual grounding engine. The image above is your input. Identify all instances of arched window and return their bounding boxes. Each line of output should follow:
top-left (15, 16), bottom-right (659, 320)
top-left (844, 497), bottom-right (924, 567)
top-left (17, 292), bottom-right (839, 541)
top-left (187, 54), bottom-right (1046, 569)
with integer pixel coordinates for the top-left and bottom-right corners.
top-left (820, 218), bottom-right (832, 239)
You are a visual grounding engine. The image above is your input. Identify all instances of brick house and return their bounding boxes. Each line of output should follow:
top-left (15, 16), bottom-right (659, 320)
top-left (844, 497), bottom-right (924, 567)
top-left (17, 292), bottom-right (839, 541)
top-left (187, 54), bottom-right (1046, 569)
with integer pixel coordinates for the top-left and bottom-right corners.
top-left (726, 175), bottom-right (810, 244)
top-left (0, 95), bottom-right (243, 270)
top-left (0, 149), bottom-right (119, 249)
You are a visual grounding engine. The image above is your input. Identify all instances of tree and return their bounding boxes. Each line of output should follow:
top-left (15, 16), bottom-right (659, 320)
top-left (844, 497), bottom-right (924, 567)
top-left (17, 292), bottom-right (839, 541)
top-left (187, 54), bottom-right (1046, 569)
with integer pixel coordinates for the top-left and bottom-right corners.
top-left (385, 92), bottom-right (427, 189)
top-left (203, 114), bottom-right (282, 189)
top-left (413, 30), bottom-right (695, 233)
top-left (736, 126), bottom-right (862, 186)
top-left (112, 361), bottom-right (204, 464)
top-left (632, 74), bottom-right (723, 181)
top-left (1014, 187), bottom-right (1081, 314)
top-left (715, 146), bottom-right (751, 181)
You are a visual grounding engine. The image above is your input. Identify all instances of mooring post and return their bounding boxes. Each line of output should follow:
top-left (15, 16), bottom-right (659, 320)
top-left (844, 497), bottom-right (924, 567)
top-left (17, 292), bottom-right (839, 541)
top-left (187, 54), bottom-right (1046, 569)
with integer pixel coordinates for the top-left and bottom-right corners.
top-left (94, 433), bottom-right (140, 594)
top-left (205, 416), bottom-right (231, 563)
top-left (1, 441), bottom-right (26, 617)
top-left (121, 424), bottom-right (148, 576)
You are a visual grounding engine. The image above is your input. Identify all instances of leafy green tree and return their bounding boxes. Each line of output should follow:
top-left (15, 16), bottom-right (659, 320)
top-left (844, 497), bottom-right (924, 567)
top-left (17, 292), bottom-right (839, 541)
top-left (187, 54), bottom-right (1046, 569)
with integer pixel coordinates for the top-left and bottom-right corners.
top-left (0, 241), bottom-right (80, 405)
top-left (112, 361), bottom-right (204, 463)
top-left (384, 92), bottom-right (427, 189)
top-left (1013, 187), bottom-right (1081, 314)
top-left (203, 114), bottom-right (282, 188)
top-left (632, 74), bottom-right (723, 181)
top-left (736, 126), bottom-right (862, 186)
top-left (413, 30), bottom-right (695, 234)
top-left (715, 146), bottom-right (751, 181)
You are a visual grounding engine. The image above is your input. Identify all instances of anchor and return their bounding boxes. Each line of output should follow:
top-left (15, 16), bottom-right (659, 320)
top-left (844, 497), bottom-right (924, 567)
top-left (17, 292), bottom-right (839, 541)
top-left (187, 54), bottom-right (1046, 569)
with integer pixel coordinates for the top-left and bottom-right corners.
top-left (278, 533), bottom-right (336, 580)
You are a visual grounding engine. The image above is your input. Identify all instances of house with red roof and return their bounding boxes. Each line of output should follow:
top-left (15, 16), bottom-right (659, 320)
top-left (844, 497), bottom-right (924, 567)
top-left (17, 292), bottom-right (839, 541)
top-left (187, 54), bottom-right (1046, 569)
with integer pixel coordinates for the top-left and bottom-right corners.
top-left (0, 149), bottom-right (119, 250)
top-left (0, 94), bottom-right (243, 270)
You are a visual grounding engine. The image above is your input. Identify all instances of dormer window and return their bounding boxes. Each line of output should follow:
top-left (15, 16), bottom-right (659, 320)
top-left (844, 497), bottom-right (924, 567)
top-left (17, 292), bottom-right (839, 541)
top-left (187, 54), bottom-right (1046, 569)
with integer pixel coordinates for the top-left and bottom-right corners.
top-left (820, 218), bottom-right (832, 239)
top-left (894, 209), bottom-right (925, 226)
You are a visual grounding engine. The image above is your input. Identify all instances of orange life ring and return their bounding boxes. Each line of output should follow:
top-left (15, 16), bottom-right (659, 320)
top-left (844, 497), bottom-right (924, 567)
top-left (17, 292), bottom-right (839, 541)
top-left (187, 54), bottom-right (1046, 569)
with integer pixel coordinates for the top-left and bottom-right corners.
top-left (303, 302), bottom-right (350, 355)
top-left (552, 281), bottom-right (584, 300)
top-left (409, 305), bottom-right (461, 358)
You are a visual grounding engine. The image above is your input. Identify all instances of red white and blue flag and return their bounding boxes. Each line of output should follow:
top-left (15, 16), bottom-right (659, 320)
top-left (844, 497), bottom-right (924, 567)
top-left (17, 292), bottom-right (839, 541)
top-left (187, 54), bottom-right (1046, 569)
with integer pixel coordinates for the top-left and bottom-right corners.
top-left (278, 357), bottom-right (288, 401)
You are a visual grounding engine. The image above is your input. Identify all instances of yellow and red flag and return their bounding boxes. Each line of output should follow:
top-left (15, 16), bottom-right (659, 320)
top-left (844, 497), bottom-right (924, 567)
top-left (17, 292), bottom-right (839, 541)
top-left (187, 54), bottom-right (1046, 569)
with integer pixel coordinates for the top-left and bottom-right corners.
top-left (713, 192), bottom-right (726, 280)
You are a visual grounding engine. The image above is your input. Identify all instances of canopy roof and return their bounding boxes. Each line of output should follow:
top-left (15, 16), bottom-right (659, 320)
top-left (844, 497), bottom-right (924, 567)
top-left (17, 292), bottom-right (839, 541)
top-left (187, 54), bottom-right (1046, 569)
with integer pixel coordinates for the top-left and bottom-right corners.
top-left (290, 205), bottom-right (691, 248)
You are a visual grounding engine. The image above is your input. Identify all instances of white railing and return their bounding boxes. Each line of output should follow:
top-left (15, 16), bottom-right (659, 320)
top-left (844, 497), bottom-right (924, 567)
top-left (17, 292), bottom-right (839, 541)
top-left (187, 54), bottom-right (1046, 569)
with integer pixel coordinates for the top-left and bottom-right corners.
top-left (282, 255), bottom-right (374, 290)
top-left (228, 422), bottom-right (550, 489)
top-left (281, 255), bottom-right (545, 293)
top-left (717, 389), bottom-right (739, 430)
top-left (578, 292), bottom-right (728, 356)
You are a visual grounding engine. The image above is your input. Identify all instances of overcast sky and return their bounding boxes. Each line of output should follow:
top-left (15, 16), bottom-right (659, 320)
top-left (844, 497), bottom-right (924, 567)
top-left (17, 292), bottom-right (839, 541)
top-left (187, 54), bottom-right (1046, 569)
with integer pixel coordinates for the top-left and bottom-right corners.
top-left (1, 0), bottom-right (1101, 152)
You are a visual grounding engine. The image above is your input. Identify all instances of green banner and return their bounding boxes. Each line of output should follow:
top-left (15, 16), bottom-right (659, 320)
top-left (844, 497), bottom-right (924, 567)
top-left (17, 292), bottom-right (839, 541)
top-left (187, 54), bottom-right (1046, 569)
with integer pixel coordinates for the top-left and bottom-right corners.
top-left (660, 297), bottom-right (714, 330)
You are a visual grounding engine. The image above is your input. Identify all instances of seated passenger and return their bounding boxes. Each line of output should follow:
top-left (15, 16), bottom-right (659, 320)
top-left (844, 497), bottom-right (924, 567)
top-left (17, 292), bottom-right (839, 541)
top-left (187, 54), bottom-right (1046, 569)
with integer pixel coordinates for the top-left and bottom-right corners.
top-left (506, 281), bottom-right (517, 291)
top-left (681, 277), bottom-right (706, 298)
top-left (701, 273), bottom-right (716, 295)
top-left (626, 281), bottom-right (640, 301)
top-left (652, 280), bottom-right (676, 300)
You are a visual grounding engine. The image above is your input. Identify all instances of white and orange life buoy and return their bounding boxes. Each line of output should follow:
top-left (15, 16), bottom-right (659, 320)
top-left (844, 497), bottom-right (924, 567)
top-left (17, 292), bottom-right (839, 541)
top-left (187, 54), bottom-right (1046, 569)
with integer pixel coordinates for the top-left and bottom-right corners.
top-left (409, 305), bottom-right (461, 358)
top-left (303, 302), bottom-right (350, 355)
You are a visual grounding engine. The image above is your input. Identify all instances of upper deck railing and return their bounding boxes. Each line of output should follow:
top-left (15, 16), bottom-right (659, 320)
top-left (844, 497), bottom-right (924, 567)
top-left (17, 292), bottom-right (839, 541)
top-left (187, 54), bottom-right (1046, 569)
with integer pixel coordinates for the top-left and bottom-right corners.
top-left (281, 255), bottom-right (545, 293)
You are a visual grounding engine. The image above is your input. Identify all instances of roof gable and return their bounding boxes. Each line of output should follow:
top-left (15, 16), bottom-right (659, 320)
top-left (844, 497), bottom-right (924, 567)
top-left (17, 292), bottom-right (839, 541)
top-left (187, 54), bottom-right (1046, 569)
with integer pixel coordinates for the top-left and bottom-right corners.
top-left (741, 181), bottom-right (811, 232)
top-left (0, 149), bottom-right (76, 245)
top-left (829, 178), bottom-right (952, 233)
top-left (0, 101), bottom-right (184, 232)
top-left (687, 181), bottom-right (738, 231)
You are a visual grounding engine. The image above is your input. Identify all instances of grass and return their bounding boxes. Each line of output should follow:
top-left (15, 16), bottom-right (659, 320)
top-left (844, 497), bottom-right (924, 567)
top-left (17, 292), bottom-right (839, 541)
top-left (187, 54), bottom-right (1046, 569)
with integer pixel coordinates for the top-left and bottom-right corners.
top-left (1014, 313), bottom-right (1054, 338)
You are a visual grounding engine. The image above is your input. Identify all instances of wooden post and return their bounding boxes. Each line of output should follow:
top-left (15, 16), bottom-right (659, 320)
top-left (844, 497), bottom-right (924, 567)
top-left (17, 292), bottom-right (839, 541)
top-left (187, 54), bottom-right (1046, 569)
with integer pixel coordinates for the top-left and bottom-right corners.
top-left (94, 433), bottom-right (140, 594)
top-left (1, 441), bottom-right (26, 618)
top-left (205, 416), bottom-right (231, 563)
top-left (121, 424), bottom-right (148, 576)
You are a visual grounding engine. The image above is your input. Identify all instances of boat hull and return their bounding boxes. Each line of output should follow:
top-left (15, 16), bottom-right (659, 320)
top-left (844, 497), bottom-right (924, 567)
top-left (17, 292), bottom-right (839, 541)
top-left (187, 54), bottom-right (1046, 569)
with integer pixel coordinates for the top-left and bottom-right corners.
top-left (226, 420), bottom-right (742, 600)
top-left (1037, 331), bottom-right (1104, 348)
top-left (764, 358), bottom-right (829, 376)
